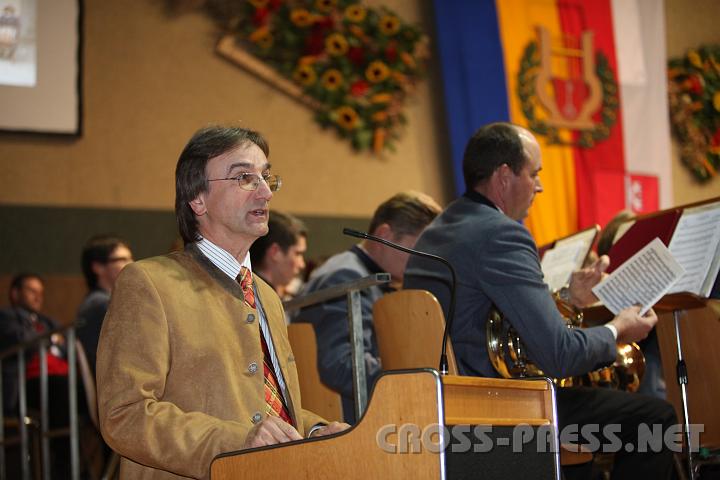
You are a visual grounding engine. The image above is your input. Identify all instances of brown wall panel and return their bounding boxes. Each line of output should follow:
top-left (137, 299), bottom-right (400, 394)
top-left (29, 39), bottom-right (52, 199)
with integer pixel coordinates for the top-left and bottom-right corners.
top-left (0, 204), bottom-right (370, 325)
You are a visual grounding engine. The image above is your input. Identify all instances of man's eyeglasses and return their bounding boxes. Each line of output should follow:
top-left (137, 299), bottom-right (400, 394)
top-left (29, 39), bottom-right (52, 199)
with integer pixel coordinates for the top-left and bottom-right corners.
top-left (207, 173), bottom-right (282, 192)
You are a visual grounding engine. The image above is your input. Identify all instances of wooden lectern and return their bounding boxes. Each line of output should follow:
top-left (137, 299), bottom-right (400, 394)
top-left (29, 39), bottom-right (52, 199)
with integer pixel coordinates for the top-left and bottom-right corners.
top-left (210, 369), bottom-right (560, 479)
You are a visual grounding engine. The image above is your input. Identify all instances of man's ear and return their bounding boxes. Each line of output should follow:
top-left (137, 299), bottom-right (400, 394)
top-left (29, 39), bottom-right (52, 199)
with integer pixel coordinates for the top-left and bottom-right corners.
top-left (91, 260), bottom-right (104, 277)
top-left (9, 288), bottom-right (19, 304)
top-left (495, 163), bottom-right (513, 189)
top-left (268, 242), bottom-right (283, 260)
top-left (189, 194), bottom-right (207, 216)
top-left (372, 223), bottom-right (393, 240)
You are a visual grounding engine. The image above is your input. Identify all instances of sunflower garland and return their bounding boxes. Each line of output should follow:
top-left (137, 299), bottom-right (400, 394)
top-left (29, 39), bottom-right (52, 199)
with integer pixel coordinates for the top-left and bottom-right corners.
top-left (231, 0), bottom-right (428, 153)
top-left (668, 45), bottom-right (720, 182)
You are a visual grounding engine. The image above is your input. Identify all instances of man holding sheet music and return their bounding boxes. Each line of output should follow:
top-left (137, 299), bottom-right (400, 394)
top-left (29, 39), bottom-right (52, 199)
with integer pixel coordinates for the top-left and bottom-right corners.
top-left (404, 123), bottom-right (678, 479)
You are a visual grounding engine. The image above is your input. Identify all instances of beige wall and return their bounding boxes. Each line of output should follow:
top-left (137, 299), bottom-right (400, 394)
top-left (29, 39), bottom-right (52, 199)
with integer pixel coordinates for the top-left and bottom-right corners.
top-left (0, 0), bottom-right (452, 215)
top-left (665, 0), bottom-right (720, 205)
top-left (1, 0), bottom-right (718, 219)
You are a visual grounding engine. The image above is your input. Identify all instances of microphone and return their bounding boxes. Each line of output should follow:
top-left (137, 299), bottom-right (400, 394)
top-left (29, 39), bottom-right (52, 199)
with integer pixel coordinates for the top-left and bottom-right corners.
top-left (342, 228), bottom-right (457, 375)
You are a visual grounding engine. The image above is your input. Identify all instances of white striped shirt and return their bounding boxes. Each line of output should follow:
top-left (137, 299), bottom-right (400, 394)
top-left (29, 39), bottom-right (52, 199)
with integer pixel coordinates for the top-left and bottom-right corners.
top-left (196, 237), bottom-right (290, 406)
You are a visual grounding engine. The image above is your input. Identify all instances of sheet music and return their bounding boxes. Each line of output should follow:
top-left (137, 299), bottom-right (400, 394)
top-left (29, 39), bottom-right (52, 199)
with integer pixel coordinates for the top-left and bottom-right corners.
top-left (668, 201), bottom-right (720, 297)
top-left (541, 228), bottom-right (598, 292)
top-left (592, 238), bottom-right (685, 315)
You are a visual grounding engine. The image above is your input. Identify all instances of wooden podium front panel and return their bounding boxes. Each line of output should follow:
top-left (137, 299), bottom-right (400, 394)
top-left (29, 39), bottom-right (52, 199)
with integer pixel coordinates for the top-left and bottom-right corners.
top-left (211, 371), bottom-right (560, 479)
top-left (441, 376), bottom-right (559, 480)
top-left (441, 376), bottom-right (554, 426)
top-left (657, 307), bottom-right (720, 448)
top-left (210, 370), bottom-right (444, 479)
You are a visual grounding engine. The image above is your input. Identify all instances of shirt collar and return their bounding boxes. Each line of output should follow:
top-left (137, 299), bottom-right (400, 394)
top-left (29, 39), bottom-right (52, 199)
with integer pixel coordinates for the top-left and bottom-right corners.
top-left (196, 237), bottom-right (251, 281)
top-left (350, 245), bottom-right (395, 293)
top-left (463, 189), bottom-right (503, 213)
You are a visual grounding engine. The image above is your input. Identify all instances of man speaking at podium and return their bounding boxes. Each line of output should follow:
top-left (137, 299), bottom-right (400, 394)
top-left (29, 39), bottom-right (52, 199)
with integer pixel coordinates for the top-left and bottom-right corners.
top-left (404, 123), bottom-right (678, 479)
top-left (96, 126), bottom-right (346, 479)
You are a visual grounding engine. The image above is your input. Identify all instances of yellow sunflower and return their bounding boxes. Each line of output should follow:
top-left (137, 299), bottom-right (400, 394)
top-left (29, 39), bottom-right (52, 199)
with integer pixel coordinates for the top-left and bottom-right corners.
top-left (714, 91), bottom-right (720, 112)
top-left (293, 64), bottom-right (317, 86)
top-left (335, 106), bottom-right (359, 130)
top-left (344, 4), bottom-right (367, 23)
top-left (325, 33), bottom-right (349, 56)
top-left (366, 61), bottom-right (390, 83)
top-left (315, 0), bottom-right (337, 14)
top-left (290, 8), bottom-right (314, 27)
top-left (379, 15), bottom-right (400, 36)
top-left (249, 0), bottom-right (269, 8)
top-left (321, 69), bottom-right (344, 91)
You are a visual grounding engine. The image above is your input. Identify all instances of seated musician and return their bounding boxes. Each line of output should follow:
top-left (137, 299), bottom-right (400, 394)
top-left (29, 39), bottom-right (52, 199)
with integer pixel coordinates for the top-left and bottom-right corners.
top-left (96, 126), bottom-right (348, 480)
top-left (404, 122), bottom-right (678, 479)
top-left (296, 191), bottom-right (440, 423)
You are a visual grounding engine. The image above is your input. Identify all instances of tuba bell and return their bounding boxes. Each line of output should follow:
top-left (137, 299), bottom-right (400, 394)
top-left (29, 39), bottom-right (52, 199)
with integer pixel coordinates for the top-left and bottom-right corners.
top-left (486, 298), bottom-right (645, 391)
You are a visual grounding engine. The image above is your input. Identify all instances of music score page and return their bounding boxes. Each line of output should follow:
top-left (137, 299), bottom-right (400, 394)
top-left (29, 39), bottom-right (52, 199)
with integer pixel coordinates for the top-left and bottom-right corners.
top-left (667, 201), bottom-right (720, 297)
top-left (541, 228), bottom-right (598, 292)
top-left (592, 238), bottom-right (685, 315)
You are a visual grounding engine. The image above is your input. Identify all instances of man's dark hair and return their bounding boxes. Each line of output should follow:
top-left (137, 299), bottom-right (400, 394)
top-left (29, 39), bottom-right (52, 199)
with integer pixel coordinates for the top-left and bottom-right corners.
top-left (250, 211), bottom-right (307, 269)
top-left (175, 126), bottom-right (270, 245)
top-left (368, 191), bottom-right (441, 237)
top-left (81, 234), bottom-right (131, 290)
top-left (462, 122), bottom-right (527, 191)
top-left (8, 272), bottom-right (42, 304)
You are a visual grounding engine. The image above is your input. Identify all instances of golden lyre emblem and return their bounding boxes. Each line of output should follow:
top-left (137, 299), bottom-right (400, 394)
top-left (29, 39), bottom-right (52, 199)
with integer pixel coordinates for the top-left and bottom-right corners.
top-left (534, 26), bottom-right (602, 130)
top-left (518, 26), bottom-right (619, 147)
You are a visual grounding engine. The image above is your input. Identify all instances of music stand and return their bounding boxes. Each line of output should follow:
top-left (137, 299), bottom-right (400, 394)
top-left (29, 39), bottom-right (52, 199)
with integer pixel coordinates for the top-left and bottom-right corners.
top-left (584, 292), bottom-right (708, 479)
top-left (653, 293), bottom-right (708, 480)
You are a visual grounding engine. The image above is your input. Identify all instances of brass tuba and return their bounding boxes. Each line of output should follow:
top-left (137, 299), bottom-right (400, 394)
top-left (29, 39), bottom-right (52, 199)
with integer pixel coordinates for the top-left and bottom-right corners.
top-left (486, 299), bottom-right (645, 391)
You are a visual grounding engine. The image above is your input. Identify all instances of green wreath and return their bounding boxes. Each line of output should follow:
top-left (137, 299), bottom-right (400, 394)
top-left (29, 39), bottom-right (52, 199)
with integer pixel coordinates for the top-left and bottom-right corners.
top-left (667, 45), bottom-right (720, 183)
top-left (517, 41), bottom-right (619, 148)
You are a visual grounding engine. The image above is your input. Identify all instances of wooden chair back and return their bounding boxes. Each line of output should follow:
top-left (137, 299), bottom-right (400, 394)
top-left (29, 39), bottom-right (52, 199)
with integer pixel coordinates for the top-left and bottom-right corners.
top-left (372, 289), bottom-right (458, 375)
top-left (286, 323), bottom-right (343, 422)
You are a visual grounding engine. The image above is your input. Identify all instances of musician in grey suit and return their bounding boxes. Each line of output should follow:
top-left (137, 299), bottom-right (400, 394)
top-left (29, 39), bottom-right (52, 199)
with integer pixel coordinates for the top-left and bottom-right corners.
top-left (404, 123), bottom-right (678, 479)
top-left (296, 191), bottom-right (440, 424)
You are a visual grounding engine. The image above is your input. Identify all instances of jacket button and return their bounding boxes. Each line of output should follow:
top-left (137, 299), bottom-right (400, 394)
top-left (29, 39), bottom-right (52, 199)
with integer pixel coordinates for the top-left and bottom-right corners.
top-left (248, 362), bottom-right (258, 374)
top-left (251, 412), bottom-right (262, 424)
top-left (246, 313), bottom-right (255, 324)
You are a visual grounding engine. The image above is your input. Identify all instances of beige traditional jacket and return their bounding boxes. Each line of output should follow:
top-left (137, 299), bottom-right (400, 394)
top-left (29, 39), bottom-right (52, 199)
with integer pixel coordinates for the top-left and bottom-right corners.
top-left (96, 245), bottom-right (325, 479)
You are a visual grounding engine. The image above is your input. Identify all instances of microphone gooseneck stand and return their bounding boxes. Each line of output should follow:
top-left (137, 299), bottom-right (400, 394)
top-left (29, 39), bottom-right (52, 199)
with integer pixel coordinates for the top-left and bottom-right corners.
top-left (342, 228), bottom-right (457, 375)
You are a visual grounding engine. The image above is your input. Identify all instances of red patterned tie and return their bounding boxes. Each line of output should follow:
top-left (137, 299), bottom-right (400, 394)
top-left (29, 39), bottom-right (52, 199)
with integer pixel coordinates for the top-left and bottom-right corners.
top-left (237, 267), bottom-right (292, 425)
top-left (238, 266), bottom-right (255, 308)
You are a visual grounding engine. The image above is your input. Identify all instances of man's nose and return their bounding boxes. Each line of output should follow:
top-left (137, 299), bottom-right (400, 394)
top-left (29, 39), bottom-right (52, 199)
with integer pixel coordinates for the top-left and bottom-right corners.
top-left (255, 178), bottom-right (273, 200)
